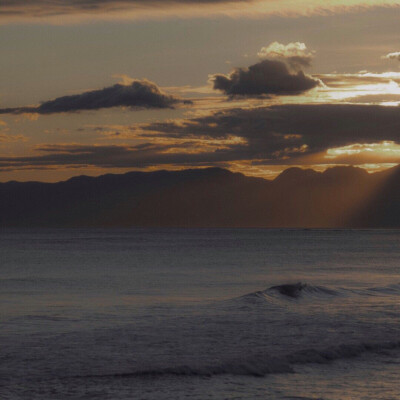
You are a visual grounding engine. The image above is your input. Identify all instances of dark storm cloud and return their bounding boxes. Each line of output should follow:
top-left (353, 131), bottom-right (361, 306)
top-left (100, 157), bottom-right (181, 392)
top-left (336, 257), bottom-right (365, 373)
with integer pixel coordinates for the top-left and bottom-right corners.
top-left (2, 104), bottom-right (400, 171)
top-left (0, 80), bottom-right (190, 115)
top-left (211, 59), bottom-right (320, 97)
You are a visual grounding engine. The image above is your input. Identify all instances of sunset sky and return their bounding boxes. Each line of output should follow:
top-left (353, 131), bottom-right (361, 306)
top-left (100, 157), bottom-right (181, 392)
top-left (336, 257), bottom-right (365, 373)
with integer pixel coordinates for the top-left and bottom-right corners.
top-left (1, 0), bottom-right (400, 182)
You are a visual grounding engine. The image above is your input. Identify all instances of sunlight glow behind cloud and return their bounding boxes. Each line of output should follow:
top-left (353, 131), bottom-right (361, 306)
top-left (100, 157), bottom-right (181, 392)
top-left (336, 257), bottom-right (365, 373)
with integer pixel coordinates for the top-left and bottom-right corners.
top-left (326, 141), bottom-right (400, 159)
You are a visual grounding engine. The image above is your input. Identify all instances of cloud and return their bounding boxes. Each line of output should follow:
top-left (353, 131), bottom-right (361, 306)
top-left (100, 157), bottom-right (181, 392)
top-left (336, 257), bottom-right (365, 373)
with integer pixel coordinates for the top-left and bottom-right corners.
top-left (383, 52), bottom-right (400, 61)
top-left (0, 133), bottom-right (27, 143)
top-left (3, 104), bottom-right (400, 171)
top-left (315, 72), bottom-right (400, 104)
top-left (211, 59), bottom-right (320, 97)
top-left (317, 72), bottom-right (400, 88)
top-left (1, 0), bottom-right (399, 23)
top-left (0, 143), bottom-right (241, 170)
top-left (138, 103), bottom-right (400, 161)
top-left (257, 42), bottom-right (314, 70)
top-left (343, 93), bottom-right (400, 105)
top-left (211, 43), bottom-right (319, 97)
top-left (0, 79), bottom-right (190, 115)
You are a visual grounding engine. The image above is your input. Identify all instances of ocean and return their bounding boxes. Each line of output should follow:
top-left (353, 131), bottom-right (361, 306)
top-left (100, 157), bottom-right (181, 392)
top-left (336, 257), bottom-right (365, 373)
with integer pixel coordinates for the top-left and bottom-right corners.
top-left (1, 228), bottom-right (400, 399)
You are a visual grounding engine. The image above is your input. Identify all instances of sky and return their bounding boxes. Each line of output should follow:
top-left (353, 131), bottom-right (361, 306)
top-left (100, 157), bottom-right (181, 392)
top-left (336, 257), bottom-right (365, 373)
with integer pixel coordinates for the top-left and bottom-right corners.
top-left (1, 0), bottom-right (400, 182)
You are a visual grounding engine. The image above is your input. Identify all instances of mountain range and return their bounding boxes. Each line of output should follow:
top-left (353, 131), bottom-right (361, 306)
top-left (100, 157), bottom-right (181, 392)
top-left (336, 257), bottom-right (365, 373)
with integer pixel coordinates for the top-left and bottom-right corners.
top-left (1, 166), bottom-right (399, 228)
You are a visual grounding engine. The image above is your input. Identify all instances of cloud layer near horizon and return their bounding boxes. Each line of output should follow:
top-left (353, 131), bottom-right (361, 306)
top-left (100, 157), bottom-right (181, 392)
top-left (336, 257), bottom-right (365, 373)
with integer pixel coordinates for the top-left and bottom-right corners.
top-left (0, 80), bottom-right (189, 115)
top-left (140, 104), bottom-right (400, 158)
top-left (2, 104), bottom-right (400, 171)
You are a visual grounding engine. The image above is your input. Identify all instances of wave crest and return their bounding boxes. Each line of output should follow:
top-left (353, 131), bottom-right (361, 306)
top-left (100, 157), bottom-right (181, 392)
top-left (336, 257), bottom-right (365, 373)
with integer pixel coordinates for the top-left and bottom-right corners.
top-left (236, 281), bottom-right (400, 304)
top-left (268, 283), bottom-right (338, 298)
top-left (237, 283), bottom-right (340, 304)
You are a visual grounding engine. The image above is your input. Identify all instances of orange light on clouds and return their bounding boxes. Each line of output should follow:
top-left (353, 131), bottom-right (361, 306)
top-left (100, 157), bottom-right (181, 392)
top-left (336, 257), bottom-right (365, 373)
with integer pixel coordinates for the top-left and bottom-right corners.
top-left (326, 141), bottom-right (400, 159)
top-left (316, 73), bottom-right (400, 104)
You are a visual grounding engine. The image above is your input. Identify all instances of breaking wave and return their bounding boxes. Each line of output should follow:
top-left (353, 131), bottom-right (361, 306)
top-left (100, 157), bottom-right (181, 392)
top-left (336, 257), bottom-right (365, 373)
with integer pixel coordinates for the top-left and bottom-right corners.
top-left (235, 281), bottom-right (400, 304)
top-left (235, 283), bottom-right (340, 305)
top-left (268, 283), bottom-right (339, 298)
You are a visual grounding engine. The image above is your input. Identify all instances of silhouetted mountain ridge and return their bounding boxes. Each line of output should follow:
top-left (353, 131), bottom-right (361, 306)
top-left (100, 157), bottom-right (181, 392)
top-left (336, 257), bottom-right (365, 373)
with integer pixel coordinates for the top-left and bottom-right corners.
top-left (0, 166), bottom-right (399, 227)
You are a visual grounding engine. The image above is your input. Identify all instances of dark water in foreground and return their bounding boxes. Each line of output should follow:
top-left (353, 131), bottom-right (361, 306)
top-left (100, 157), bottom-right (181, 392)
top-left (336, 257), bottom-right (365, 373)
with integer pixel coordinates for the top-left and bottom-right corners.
top-left (1, 229), bottom-right (400, 399)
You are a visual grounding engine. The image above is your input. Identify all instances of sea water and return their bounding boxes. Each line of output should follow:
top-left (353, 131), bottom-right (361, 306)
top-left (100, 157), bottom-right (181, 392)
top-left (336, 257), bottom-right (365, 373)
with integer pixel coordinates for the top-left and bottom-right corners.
top-left (1, 229), bottom-right (400, 399)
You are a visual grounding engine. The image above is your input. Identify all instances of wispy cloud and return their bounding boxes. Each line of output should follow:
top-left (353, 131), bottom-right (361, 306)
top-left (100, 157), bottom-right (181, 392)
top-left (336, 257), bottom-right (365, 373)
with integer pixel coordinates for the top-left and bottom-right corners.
top-left (1, 0), bottom-right (399, 23)
top-left (0, 133), bottom-right (27, 143)
top-left (315, 72), bottom-right (400, 104)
